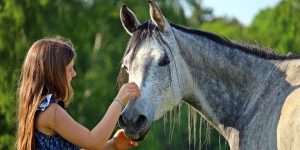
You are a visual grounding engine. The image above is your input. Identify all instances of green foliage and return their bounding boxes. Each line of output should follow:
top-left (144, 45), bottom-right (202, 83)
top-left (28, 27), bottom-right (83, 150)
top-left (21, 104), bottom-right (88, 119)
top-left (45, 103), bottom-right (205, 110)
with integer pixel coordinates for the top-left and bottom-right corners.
top-left (200, 17), bottom-right (245, 40)
top-left (0, 0), bottom-right (299, 149)
top-left (246, 0), bottom-right (300, 54)
top-left (0, 134), bottom-right (15, 150)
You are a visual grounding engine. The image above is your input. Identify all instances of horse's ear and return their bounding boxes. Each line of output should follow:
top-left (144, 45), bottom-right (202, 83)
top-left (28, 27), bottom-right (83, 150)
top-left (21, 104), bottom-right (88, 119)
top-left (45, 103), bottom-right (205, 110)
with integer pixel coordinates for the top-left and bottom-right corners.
top-left (120, 4), bottom-right (141, 36)
top-left (149, 0), bottom-right (167, 31)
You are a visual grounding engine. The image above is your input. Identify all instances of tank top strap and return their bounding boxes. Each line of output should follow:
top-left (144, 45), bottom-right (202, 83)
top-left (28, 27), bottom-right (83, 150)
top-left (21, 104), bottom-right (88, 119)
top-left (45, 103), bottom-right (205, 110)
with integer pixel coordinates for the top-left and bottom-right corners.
top-left (37, 94), bottom-right (56, 112)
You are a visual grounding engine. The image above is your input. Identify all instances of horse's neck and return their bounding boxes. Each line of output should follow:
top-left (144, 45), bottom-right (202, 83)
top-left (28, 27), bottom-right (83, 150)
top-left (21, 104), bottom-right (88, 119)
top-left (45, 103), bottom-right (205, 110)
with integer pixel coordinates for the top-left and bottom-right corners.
top-left (175, 30), bottom-right (294, 133)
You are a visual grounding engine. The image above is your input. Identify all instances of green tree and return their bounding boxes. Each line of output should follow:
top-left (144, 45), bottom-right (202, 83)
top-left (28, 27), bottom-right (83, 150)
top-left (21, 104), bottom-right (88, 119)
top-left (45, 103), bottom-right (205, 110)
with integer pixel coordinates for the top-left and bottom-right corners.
top-left (246, 0), bottom-right (300, 54)
top-left (200, 17), bottom-right (245, 39)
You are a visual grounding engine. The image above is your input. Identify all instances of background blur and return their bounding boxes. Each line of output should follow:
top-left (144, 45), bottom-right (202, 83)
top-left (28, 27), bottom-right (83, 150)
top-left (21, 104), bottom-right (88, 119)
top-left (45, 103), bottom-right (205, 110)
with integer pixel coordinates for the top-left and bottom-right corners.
top-left (0, 0), bottom-right (299, 149)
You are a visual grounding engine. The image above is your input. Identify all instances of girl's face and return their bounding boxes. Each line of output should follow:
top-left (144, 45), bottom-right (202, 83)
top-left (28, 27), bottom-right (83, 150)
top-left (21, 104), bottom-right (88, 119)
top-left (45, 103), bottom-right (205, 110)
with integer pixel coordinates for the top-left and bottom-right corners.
top-left (66, 59), bottom-right (76, 82)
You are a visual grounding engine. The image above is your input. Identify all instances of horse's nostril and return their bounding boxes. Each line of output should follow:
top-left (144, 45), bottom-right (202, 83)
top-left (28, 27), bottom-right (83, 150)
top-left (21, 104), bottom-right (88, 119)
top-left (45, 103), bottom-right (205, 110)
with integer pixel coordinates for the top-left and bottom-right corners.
top-left (118, 114), bottom-right (128, 128)
top-left (133, 115), bottom-right (148, 129)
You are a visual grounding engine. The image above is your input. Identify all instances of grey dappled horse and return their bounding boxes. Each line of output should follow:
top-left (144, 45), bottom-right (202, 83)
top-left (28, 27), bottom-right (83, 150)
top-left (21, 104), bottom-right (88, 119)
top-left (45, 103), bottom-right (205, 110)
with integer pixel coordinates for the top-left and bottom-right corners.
top-left (118, 1), bottom-right (300, 150)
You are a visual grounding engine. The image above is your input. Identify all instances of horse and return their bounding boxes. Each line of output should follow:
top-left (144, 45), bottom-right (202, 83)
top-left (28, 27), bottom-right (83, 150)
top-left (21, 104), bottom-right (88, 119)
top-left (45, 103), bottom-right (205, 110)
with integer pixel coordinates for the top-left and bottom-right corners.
top-left (117, 1), bottom-right (300, 149)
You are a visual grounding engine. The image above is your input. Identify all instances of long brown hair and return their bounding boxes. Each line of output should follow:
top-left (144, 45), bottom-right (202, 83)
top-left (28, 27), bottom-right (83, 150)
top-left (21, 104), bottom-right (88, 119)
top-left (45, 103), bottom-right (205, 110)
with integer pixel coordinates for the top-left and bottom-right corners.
top-left (16, 36), bottom-right (76, 150)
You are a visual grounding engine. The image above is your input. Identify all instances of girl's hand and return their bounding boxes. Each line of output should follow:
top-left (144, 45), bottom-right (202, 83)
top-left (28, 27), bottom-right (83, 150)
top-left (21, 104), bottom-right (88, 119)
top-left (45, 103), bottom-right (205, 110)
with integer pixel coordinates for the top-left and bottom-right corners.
top-left (116, 82), bottom-right (140, 106)
top-left (112, 129), bottom-right (138, 150)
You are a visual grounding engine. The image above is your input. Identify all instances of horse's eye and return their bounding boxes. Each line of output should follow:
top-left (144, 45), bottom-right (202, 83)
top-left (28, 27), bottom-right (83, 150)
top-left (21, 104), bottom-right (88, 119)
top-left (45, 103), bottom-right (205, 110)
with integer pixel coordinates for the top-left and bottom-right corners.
top-left (158, 55), bottom-right (170, 66)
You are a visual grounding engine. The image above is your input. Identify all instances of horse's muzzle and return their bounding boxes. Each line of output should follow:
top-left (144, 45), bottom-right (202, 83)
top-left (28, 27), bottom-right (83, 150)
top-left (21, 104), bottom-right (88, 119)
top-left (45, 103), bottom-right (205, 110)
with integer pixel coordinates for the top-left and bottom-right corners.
top-left (118, 112), bottom-right (150, 140)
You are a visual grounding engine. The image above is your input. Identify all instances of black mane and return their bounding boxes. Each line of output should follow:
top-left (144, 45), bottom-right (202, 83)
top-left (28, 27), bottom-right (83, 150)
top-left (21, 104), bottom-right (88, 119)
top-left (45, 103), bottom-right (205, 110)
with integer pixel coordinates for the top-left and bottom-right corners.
top-left (126, 21), bottom-right (299, 61)
top-left (170, 23), bottom-right (299, 60)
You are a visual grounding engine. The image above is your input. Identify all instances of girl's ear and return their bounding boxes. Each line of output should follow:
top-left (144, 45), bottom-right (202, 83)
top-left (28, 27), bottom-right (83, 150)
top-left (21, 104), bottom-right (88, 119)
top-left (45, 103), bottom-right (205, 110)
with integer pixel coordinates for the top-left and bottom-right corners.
top-left (120, 5), bottom-right (141, 36)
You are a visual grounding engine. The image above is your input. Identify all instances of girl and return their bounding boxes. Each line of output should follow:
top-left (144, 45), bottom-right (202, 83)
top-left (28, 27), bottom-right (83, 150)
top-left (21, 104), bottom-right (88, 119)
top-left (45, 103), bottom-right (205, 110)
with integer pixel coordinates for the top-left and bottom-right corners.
top-left (17, 36), bottom-right (140, 150)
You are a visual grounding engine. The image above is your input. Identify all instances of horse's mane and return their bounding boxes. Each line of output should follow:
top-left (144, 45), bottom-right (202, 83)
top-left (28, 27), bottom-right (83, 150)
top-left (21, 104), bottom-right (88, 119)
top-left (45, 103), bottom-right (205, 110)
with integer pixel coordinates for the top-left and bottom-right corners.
top-left (170, 23), bottom-right (299, 60)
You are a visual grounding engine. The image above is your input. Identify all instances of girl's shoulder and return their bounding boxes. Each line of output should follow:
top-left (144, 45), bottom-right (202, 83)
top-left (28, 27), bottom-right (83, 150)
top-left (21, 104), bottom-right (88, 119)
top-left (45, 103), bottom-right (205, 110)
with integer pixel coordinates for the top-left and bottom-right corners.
top-left (35, 94), bottom-right (66, 135)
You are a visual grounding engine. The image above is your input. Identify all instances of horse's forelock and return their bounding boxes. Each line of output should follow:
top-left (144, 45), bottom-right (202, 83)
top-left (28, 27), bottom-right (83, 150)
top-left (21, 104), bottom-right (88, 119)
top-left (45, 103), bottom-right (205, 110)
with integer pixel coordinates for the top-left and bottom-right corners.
top-left (117, 67), bottom-right (127, 88)
top-left (117, 21), bottom-right (159, 88)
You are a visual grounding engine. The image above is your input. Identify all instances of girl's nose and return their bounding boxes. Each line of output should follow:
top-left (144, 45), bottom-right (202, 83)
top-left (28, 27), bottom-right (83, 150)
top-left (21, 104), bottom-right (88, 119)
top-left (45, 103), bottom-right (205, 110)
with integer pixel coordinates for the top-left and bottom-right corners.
top-left (72, 71), bottom-right (76, 77)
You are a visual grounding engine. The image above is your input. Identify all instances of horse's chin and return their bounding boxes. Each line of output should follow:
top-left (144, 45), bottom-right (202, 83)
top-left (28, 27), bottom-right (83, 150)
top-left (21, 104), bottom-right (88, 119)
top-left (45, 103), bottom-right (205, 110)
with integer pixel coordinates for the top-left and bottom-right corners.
top-left (124, 127), bottom-right (151, 141)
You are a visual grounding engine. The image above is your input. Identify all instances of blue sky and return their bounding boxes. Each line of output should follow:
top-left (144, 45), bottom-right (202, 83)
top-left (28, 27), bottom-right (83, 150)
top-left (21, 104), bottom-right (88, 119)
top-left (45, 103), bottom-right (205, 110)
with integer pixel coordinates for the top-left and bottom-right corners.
top-left (186, 0), bottom-right (281, 26)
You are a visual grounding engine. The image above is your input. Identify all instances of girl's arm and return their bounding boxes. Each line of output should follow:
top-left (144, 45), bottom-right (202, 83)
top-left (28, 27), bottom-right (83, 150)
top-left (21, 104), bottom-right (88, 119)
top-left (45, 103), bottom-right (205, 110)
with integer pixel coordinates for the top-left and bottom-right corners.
top-left (49, 100), bottom-right (122, 149)
top-left (38, 82), bottom-right (140, 150)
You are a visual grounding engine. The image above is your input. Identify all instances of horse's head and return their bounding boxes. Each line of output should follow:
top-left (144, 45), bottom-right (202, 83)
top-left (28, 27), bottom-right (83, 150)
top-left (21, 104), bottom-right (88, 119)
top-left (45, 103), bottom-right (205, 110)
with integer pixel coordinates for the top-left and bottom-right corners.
top-left (118, 1), bottom-right (188, 140)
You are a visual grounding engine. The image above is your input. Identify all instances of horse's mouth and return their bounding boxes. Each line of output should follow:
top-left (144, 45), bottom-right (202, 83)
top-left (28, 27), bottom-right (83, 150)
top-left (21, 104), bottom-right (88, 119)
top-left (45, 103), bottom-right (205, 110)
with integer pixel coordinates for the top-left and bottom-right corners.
top-left (124, 126), bottom-right (151, 141)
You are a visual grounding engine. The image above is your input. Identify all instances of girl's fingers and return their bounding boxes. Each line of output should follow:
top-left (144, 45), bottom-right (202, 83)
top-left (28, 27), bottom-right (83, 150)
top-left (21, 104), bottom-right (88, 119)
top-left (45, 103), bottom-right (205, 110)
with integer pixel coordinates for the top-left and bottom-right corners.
top-left (127, 91), bottom-right (140, 98)
top-left (118, 82), bottom-right (140, 104)
top-left (126, 86), bottom-right (139, 91)
top-left (127, 82), bottom-right (139, 88)
top-left (125, 88), bottom-right (140, 96)
top-left (128, 82), bottom-right (138, 85)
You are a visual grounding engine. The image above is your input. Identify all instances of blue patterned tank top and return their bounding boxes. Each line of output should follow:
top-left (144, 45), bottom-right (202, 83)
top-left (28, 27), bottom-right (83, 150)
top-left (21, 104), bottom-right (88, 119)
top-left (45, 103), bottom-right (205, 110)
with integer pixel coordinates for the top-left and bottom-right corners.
top-left (35, 94), bottom-right (80, 150)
